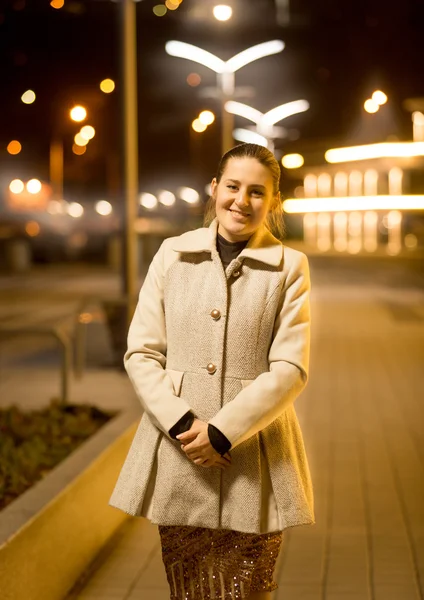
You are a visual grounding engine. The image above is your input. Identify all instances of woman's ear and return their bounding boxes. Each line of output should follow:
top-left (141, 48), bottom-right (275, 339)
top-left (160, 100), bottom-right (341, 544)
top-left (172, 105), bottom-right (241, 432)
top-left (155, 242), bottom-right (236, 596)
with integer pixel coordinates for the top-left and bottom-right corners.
top-left (210, 178), bottom-right (218, 197)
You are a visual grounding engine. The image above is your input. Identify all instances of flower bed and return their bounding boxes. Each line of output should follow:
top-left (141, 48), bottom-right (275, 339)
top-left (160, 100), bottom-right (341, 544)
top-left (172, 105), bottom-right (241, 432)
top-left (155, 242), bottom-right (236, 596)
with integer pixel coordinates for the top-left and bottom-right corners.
top-left (0, 400), bottom-right (113, 510)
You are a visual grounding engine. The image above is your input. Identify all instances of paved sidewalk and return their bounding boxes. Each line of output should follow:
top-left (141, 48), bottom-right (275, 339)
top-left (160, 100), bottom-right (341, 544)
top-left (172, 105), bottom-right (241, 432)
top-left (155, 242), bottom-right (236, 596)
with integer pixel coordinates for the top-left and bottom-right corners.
top-left (66, 261), bottom-right (424, 600)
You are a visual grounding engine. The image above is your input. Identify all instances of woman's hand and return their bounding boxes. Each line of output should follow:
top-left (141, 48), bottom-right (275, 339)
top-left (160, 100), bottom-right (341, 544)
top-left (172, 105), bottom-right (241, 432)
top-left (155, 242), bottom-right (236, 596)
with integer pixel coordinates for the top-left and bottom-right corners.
top-left (177, 419), bottom-right (232, 469)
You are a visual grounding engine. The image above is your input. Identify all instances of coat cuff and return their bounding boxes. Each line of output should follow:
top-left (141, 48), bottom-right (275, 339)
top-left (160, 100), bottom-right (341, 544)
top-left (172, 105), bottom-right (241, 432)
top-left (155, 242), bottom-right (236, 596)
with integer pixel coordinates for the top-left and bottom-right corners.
top-left (169, 411), bottom-right (196, 439)
top-left (208, 424), bottom-right (232, 455)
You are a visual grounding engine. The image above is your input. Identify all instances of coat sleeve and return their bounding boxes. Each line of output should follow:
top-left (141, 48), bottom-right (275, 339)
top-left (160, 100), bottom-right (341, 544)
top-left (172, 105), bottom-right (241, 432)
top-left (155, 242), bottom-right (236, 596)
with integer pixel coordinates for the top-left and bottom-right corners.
top-left (208, 251), bottom-right (311, 449)
top-left (124, 241), bottom-right (194, 437)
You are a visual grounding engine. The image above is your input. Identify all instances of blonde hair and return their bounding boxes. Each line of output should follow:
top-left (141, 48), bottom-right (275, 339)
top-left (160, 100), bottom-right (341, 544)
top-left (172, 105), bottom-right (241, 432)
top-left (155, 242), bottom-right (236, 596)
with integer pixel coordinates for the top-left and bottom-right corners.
top-left (203, 143), bottom-right (286, 240)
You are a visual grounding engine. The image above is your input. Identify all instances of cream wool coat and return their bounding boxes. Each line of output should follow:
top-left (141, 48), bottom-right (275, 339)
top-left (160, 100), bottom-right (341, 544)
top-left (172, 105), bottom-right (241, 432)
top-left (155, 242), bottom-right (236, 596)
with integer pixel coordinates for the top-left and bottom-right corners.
top-left (109, 218), bottom-right (314, 534)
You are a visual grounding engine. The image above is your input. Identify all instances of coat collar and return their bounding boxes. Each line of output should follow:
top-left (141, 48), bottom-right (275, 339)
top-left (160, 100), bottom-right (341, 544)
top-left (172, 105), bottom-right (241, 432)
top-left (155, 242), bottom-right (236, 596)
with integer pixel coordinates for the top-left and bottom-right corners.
top-left (172, 218), bottom-right (283, 267)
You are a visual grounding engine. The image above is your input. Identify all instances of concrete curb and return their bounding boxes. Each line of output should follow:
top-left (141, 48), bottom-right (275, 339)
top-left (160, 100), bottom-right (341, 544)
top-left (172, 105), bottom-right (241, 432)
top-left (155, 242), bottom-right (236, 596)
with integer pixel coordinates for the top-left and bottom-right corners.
top-left (0, 407), bottom-right (141, 600)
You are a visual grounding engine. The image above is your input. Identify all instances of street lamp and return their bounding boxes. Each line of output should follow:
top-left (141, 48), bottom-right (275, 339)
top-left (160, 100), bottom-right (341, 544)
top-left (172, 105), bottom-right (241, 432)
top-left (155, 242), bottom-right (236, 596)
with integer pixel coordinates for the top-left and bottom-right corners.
top-left (226, 99), bottom-right (310, 152)
top-left (165, 40), bottom-right (285, 152)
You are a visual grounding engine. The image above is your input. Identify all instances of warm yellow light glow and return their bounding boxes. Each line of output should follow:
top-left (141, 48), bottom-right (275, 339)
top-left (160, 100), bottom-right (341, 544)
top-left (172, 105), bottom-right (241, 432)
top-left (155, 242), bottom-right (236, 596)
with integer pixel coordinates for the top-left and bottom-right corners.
top-left (26, 179), bottom-right (42, 194)
top-left (140, 193), bottom-right (158, 209)
top-left (412, 111), bottom-right (424, 142)
top-left (199, 110), bottom-right (215, 125)
top-left (70, 105), bottom-right (87, 122)
top-left (334, 172), bottom-right (348, 196)
top-left (158, 190), bottom-right (176, 206)
top-left (404, 233), bottom-right (418, 249)
top-left (47, 200), bottom-right (64, 215)
top-left (178, 187), bottom-right (199, 204)
top-left (387, 210), bottom-right (402, 255)
top-left (7, 140), bottom-right (22, 155)
top-left (80, 125), bottom-right (95, 140)
top-left (325, 141), bottom-right (424, 163)
top-left (74, 133), bottom-right (89, 146)
top-left (364, 98), bottom-right (379, 114)
top-left (192, 118), bottom-right (207, 133)
top-left (50, 0), bottom-right (64, 8)
top-left (67, 202), bottom-right (84, 218)
top-left (303, 213), bottom-right (316, 245)
top-left (9, 179), bottom-right (24, 194)
top-left (95, 200), bottom-right (112, 216)
top-left (317, 213), bottom-right (331, 252)
top-left (21, 90), bottom-right (36, 104)
top-left (72, 143), bottom-right (86, 155)
top-left (333, 212), bottom-right (348, 252)
top-left (100, 78), bottom-right (115, 93)
top-left (364, 169), bottom-right (378, 195)
top-left (281, 153), bottom-right (304, 169)
top-left (389, 167), bottom-right (403, 195)
top-left (304, 174), bottom-right (317, 198)
top-left (25, 221), bottom-right (40, 237)
top-left (349, 170), bottom-right (363, 196)
top-left (165, 0), bottom-right (180, 10)
top-left (282, 195), bottom-right (424, 213)
top-left (317, 173), bottom-right (332, 197)
top-left (363, 211), bottom-right (378, 253)
top-left (153, 4), bottom-right (167, 16)
top-left (372, 90), bottom-right (388, 105)
top-left (213, 4), bottom-right (233, 21)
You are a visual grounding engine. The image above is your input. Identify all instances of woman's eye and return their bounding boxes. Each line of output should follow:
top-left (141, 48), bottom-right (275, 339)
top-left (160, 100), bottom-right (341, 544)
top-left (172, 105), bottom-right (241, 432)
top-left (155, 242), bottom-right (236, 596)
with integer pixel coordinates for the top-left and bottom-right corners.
top-left (227, 185), bottom-right (238, 191)
top-left (252, 190), bottom-right (264, 196)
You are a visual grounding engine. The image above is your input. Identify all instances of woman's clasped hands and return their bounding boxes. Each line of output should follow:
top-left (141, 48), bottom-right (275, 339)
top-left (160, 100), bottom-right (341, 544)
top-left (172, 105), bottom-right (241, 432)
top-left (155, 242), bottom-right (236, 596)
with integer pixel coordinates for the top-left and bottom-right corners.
top-left (176, 418), bottom-right (232, 470)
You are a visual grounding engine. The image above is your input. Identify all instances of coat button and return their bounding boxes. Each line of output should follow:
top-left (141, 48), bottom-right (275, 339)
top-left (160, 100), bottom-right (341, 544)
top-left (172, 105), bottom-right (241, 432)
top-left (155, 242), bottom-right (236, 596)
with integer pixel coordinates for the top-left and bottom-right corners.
top-left (206, 363), bottom-right (217, 374)
top-left (210, 309), bottom-right (221, 320)
top-left (233, 270), bottom-right (241, 277)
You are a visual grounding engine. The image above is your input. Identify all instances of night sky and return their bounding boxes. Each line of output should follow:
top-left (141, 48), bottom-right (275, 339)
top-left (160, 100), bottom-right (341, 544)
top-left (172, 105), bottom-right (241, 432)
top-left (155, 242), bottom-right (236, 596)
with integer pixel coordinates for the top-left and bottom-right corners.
top-left (1, 0), bottom-right (424, 202)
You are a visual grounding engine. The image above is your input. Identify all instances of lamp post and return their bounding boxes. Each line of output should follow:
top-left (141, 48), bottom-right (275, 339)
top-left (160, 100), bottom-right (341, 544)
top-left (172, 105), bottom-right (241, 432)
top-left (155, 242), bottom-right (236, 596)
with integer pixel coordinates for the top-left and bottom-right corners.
top-left (225, 99), bottom-right (310, 152)
top-left (165, 40), bottom-right (285, 153)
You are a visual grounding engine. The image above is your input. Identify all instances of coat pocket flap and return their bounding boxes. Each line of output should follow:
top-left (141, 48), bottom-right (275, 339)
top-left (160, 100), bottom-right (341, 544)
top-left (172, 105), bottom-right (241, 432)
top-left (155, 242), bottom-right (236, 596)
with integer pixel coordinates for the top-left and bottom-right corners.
top-left (241, 378), bottom-right (255, 389)
top-left (166, 369), bottom-right (185, 396)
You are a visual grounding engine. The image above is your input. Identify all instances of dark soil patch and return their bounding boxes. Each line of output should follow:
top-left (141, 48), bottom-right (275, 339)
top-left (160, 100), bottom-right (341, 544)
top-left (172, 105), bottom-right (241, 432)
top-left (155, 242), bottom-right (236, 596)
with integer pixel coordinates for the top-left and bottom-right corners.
top-left (0, 401), bottom-right (114, 510)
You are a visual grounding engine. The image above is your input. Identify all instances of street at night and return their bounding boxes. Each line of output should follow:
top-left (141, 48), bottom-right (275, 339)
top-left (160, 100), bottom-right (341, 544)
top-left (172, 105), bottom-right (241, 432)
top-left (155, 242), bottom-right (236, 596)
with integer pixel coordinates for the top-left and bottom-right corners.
top-left (1, 1), bottom-right (424, 599)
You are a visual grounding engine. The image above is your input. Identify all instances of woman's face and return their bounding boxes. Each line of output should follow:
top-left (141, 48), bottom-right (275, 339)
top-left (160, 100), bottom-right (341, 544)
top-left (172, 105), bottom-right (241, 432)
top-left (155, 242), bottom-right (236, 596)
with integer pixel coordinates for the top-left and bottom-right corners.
top-left (211, 157), bottom-right (277, 242)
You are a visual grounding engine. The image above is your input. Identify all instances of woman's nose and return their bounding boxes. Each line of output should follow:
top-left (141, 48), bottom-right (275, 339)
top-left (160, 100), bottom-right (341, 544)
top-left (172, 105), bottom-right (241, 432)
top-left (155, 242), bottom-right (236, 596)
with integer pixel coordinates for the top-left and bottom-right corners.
top-left (235, 190), bottom-right (249, 207)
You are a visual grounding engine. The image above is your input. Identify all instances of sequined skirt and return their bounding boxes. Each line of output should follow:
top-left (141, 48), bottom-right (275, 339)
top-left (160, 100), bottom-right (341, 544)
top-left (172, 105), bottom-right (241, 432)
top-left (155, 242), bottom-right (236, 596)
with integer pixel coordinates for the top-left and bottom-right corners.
top-left (158, 525), bottom-right (283, 599)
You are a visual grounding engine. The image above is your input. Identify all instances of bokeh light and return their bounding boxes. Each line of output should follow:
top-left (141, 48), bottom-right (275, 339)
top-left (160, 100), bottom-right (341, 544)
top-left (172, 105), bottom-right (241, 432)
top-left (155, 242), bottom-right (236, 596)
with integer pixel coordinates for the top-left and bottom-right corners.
top-left (70, 105), bottom-right (87, 122)
top-left (21, 90), bottom-right (35, 104)
top-left (80, 125), bottom-right (95, 140)
top-left (281, 153), bottom-right (304, 169)
top-left (199, 110), bottom-right (215, 125)
top-left (158, 190), bottom-right (176, 206)
top-left (7, 140), bottom-right (22, 155)
top-left (74, 133), bottom-right (89, 146)
top-left (72, 143), bottom-right (86, 155)
top-left (165, 0), bottom-right (180, 10)
top-left (364, 99), bottom-right (379, 114)
top-left (100, 79), bottom-right (115, 93)
top-left (140, 193), bottom-right (158, 209)
top-left (95, 200), bottom-right (113, 216)
top-left (178, 187), bottom-right (199, 204)
top-left (25, 221), bottom-right (40, 237)
top-left (372, 90), bottom-right (388, 105)
top-left (9, 179), bottom-right (24, 194)
top-left (187, 73), bottom-right (201, 87)
top-left (213, 4), bottom-right (233, 20)
top-left (153, 4), bottom-right (167, 16)
top-left (67, 202), bottom-right (84, 218)
top-left (192, 118), bottom-right (207, 133)
top-left (50, 0), bottom-right (64, 8)
top-left (27, 179), bottom-right (42, 194)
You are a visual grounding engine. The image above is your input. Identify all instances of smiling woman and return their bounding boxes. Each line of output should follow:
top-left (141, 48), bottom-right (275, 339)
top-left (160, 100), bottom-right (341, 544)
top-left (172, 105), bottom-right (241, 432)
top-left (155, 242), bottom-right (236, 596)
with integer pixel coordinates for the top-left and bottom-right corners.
top-left (205, 143), bottom-right (286, 241)
top-left (109, 142), bottom-right (312, 600)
